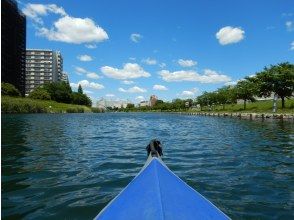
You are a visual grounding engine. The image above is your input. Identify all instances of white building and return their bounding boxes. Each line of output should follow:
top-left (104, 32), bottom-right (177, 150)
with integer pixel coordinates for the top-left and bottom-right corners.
top-left (25, 49), bottom-right (63, 95)
top-left (139, 101), bottom-right (149, 107)
top-left (97, 98), bottom-right (132, 109)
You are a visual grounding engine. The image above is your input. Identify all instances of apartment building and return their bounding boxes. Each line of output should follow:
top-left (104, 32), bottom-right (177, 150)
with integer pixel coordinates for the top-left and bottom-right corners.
top-left (25, 49), bottom-right (63, 95)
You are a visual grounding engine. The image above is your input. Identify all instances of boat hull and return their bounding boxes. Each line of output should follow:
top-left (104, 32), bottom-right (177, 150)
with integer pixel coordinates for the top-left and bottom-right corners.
top-left (95, 157), bottom-right (229, 220)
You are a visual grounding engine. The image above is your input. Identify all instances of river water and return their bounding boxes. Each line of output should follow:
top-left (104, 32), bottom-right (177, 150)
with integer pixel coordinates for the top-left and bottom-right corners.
top-left (2, 113), bottom-right (294, 219)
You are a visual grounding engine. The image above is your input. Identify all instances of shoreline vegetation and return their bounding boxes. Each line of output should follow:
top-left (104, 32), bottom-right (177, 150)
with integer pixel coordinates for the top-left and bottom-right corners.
top-left (1, 96), bottom-right (102, 114)
top-left (2, 96), bottom-right (293, 117)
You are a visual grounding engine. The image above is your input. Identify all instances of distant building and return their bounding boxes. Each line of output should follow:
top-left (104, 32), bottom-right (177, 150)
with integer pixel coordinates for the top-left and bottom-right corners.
top-left (25, 49), bottom-right (63, 95)
top-left (1, 0), bottom-right (26, 96)
top-left (97, 98), bottom-right (132, 109)
top-left (150, 95), bottom-right (158, 107)
top-left (139, 101), bottom-right (149, 107)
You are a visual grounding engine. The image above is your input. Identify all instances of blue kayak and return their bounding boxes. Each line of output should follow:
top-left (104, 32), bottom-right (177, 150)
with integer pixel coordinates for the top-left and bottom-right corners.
top-left (95, 141), bottom-right (229, 220)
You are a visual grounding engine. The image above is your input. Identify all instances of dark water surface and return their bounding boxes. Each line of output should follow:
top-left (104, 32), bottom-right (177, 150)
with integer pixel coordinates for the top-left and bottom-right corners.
top-left (2, 113), bottom-right (294, 219)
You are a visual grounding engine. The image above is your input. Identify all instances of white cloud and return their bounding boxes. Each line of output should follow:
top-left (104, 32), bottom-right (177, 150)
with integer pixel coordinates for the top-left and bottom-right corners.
top-left (118, 86), bottom-right (147, 93)
top-left (136, 96), bottom-right (145, 101)
top-left (101, 63), bottom-right (150, 80)
top-left (224, 81), bottom-right (238, 86)
top-left (178, 59), bottom-right (197, 67)
top-left (122, 80), bottom-right (134, 85)
top-left (22, 3), bottom-right (66, 24)
top-left (286, 21), bottom-right (294, 31)
top-left (153, 84), bottom-right (168, 91)
top-left (130, 33), bottom-right (142, 43)
top-left (216, 26), bottom-right (245, 45)
top-left (86, 72), bottom-right (100, 79)
top-left (129, 57), bottom-right (136, 61)
top-left (290, 41), bottom-right (294, 50)
top-left (84, 90), bottom-right (93, 94)
top-left (77, 54), bottom-right (93, 62)
top-left (37, 16), bottom-right (108, 44)
top-left (159, 69), bottom-right (231, 83)
top-left (179, 88), bottom-right (199, 98)
top-left (106, 94), bottom-right (115, 97)
top-left (159, 63), bottom-right (166, 68)
top-left (75, 66), bottom-right (100, 79)
top-left (142, 58), bottom-right (157, 65)
top-left (70, 80), bottom-right (104, 90)
top-left (85, 44), bottom-right (97, 49)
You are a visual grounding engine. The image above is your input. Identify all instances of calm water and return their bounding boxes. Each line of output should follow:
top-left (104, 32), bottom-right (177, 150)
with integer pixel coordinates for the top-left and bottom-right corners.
top-left (2, 113), bottom-right (294, 219)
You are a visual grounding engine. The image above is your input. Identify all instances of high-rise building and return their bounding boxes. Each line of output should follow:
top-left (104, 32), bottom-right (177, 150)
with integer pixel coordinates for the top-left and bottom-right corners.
top-left (25, 49), bottom-right (63, 95)
top-left (1, 0), bottom-right (26, 96)
top-left (150, 95), bottom-right (158, 107)
top-left (60, 72), bottom-right (69, 83)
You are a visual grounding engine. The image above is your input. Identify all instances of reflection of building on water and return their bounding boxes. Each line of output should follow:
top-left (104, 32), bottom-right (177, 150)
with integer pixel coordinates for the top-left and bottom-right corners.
top-left (97, 98), bottom-right (133, 109)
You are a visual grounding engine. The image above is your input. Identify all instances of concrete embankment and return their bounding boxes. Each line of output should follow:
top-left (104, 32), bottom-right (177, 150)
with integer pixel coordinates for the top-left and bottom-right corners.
top-left (174, 112), bottom-right (294, 121)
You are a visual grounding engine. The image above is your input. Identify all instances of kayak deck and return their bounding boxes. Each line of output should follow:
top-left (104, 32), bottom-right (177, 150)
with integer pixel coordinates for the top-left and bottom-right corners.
top-left (95, 157), bottom-right (229, 220)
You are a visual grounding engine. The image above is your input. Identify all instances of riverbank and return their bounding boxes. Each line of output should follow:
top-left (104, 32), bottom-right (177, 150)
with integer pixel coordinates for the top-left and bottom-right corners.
top-left (1, 96), bottom-right (95, 113)
top-left (176, 111), bottom-right (294, 121)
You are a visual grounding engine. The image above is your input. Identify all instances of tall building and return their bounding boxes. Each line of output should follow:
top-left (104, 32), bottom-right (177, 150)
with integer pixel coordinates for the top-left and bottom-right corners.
top-left (1, 0), bottom-right (26, 96)
top-left (60, 72), bottom-right (69, 83)
top-left (25, 49), bottom-right (63, 95)
top-left (150, 95), bottom-right (158, 107)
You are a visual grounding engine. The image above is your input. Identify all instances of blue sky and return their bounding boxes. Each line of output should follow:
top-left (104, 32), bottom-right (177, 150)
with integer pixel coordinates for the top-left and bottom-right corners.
top-left (20, 0), bottom-right (294, 104)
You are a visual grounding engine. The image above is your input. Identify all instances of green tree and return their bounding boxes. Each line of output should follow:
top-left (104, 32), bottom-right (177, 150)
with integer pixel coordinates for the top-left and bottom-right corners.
top-left (216, 86), bottom-right (237, 110)
top-left (1, 83), bottom-right (21, 97)
top-left (28, 87), bottom-right (51, 100)
top-left (235, 79), bottom-right (257, 110)
top-left (71, 92), bottom-right (92, 107)
top-left (254, 62), bottom-right (294, 108)
top-left (43, 81), bottom-right (72, 103)
top-left (78, 84), bottom-right (83, 94)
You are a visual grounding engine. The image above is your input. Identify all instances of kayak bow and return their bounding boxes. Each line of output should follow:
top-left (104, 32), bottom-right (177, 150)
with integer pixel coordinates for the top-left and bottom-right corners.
top-left (95, 140), bottom-right (230, 220)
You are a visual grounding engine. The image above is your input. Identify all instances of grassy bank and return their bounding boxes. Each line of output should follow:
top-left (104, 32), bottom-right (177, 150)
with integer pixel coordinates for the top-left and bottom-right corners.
top-left (189, 99), bottom-right (294, 114)
top-left (1, 96), bottom-right (93, 113)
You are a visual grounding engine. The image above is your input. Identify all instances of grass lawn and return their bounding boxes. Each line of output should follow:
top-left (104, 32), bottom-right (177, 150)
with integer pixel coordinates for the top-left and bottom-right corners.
top-left (190, 99), bottom-right (294, 114)
top-left (1, 96), bottom-right (92, 113)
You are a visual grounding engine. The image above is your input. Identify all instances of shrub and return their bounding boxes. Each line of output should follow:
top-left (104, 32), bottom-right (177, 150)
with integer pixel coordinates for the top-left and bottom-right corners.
top-left (28, 87), bottom-right (51, 100)
top-left (1, 83), bottom-right (21, 97)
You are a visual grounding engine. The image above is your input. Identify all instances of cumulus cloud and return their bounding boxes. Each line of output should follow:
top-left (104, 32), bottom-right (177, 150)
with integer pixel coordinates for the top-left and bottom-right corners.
top-left (122, 80), bottom-right (134, 85)
top-left (118, 86), bottom-right (147, 93)
top-left (22, 3), bottom-right (66, 24)
top-left (136, 96), bottom-right (145, 101)
top-left (153, 84), bottom-right (168, 91)
top-left (83, 90), bottom-right (93, 94)
top-left (216, 26), bottom-right (245, 45)
top-left (130, 33), bottom-right (142, 43)
top-left (159, 69), bottom-right (231, 83)
top-left (129, 57), bottom-right (136, 61)
top-left (106, 94), bottom-right (115, 97)
top-left (179, 88), bottom-right (199, 98)
top-left (74, 66), bottom-right (100, 79)
top-left (142, 58), bottom-right (157, 65)
top-left (101, 63), bottom-right (150, 80)
top-left (224, 81), bottom-right (238, 86)
top-left (291, 41), bottom-right (294, 50)
top-left (37, 16), bottom-right (108, 44)
top-left (85, 44), bottom-right (97, 49)
top-left (178, 59), bottom-right (197, 67)
top-left (77, 54), bottom-right (93, 62)
top-left (70, 80), bottom-right (104, 90)
top-left (286, 21), bottom-right (294, 31)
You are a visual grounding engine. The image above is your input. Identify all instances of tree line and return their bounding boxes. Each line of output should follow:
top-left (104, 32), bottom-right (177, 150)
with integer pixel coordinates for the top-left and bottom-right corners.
top-left (123, 62), bottom-right (293, 112)
top-left (196, 62), bottom-right (293, 110)
top-left (2, 81), bottom-right (92, 107)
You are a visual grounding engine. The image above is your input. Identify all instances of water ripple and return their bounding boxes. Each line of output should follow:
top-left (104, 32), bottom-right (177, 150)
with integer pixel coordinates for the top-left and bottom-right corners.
top-left (2, 113), bottom-right (294, 219)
